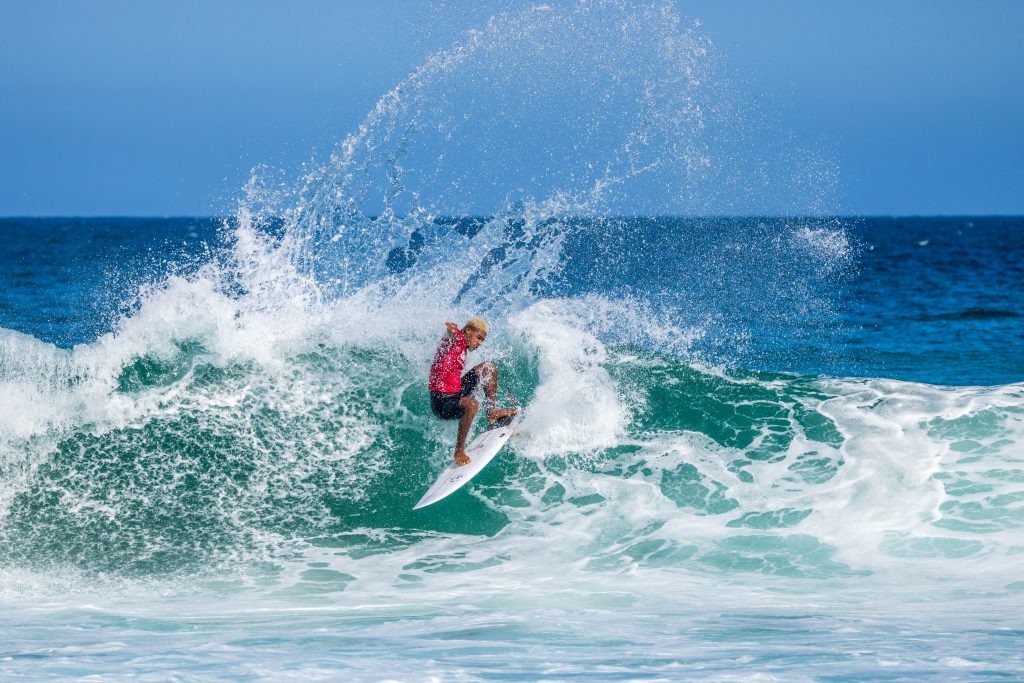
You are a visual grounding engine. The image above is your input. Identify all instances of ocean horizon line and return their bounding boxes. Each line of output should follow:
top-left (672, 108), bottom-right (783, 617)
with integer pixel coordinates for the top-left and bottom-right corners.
top-left (2, 213), bottom-right (1023, 221)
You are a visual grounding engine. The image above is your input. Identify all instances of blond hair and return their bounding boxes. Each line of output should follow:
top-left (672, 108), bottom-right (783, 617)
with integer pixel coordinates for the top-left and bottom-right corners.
top-left (466, 317), bottom-right (489, 334)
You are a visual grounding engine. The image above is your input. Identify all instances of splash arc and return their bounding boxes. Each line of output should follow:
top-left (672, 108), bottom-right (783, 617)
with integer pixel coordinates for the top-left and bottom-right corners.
top-left (413, 416), bottom-right (519, 510)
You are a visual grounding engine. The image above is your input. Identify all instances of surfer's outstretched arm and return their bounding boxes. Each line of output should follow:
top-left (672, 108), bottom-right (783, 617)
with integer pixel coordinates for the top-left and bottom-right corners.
top-left (453, 396), bottom-right (477, 465)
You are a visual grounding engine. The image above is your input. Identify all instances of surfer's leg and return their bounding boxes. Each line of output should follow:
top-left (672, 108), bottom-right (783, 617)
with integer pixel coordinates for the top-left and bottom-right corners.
top-left (468, 361), bottom-right (498, 408)
top-left (454, 396), bottom-right (478, 465)
top-left (468, 361), bottom-right (518, 424)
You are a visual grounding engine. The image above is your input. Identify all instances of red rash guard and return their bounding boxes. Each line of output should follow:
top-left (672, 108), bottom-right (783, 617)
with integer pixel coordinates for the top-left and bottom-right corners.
top-left (429, 329), bottom-right (467, 393)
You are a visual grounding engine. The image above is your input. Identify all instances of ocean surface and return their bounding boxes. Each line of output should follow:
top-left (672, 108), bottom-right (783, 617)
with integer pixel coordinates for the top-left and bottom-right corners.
top-left (2, 2), bottom-right (1023, 680)
top-left (1, 214), bottom-right (1021, 681)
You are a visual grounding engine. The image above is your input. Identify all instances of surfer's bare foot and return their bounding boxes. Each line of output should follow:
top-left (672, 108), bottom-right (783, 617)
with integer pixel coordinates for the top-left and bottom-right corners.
top-left (454, 449), bottom-right (471, 466)
top-left (486, 408), bottom-right (518, 425)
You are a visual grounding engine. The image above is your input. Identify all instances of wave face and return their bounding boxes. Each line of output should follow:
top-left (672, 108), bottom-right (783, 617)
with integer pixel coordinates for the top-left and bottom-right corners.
top-left (1, 1), bottom-right (1022, 680)
top-left (1, 308), bottom-right (1022, 591)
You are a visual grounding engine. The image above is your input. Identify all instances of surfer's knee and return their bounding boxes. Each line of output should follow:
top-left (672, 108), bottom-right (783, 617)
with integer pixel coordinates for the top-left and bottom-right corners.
top-left (460, 396), bottom-right (479, 415)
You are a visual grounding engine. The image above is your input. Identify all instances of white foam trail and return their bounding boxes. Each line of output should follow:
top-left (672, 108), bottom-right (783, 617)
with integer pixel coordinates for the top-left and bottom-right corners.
top-left (511, 302), bottom-right (629, 457)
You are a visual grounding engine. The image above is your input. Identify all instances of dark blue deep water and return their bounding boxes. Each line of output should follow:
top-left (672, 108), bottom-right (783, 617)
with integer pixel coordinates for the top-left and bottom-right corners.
top-left (3, 216), bottom-right (1021, 385)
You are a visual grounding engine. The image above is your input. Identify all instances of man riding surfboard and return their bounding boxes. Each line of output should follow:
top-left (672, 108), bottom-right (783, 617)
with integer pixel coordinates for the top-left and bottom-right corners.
top-left (429, 317), bottom-right (518, 465)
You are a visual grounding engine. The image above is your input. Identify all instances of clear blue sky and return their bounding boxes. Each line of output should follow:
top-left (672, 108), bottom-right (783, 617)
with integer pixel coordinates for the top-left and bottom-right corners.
top-left (1, 0), bottom-right (1021, 216)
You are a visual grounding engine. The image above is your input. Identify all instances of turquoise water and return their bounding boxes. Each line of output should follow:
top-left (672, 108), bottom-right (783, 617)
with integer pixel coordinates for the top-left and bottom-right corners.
top-left (2, 2), bottom-right (1023, 680)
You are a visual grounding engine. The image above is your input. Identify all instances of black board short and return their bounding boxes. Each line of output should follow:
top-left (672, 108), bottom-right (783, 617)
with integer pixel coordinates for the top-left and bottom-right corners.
top-left (429, 370), bottom-right (480, 420)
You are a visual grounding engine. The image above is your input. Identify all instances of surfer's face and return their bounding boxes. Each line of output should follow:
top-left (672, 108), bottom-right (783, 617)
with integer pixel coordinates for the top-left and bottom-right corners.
top-left (463, 325), bottom-right (487, 350)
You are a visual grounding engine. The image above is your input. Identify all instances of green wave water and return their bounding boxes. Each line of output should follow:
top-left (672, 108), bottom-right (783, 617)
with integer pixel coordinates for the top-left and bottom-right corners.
top-left (2, 294), bottom-right (1022, 680)
top-left (3, 301), bottom-right (1021, 590)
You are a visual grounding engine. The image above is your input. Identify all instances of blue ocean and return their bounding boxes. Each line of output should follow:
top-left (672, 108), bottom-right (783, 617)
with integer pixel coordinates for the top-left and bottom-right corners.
top-left (2, 3), bottom-right (1023, 681)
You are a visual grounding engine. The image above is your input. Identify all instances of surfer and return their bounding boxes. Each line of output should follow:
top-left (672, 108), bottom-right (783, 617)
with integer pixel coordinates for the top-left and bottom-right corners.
top-left (429, 317), bottom-right (518, 465)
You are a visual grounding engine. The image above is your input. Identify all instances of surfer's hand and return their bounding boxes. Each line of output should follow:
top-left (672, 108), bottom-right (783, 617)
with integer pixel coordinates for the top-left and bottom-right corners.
top-left (454, 449), bottom-right (471, 466)
top-left (445, 321), bottom-right (459, 337)
top-left (486, 408), bottom-right (518, 425)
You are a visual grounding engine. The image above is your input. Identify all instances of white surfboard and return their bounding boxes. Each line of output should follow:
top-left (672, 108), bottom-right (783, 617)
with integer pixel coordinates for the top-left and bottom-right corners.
top-left (414, 417), bottom-right (519, 510)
